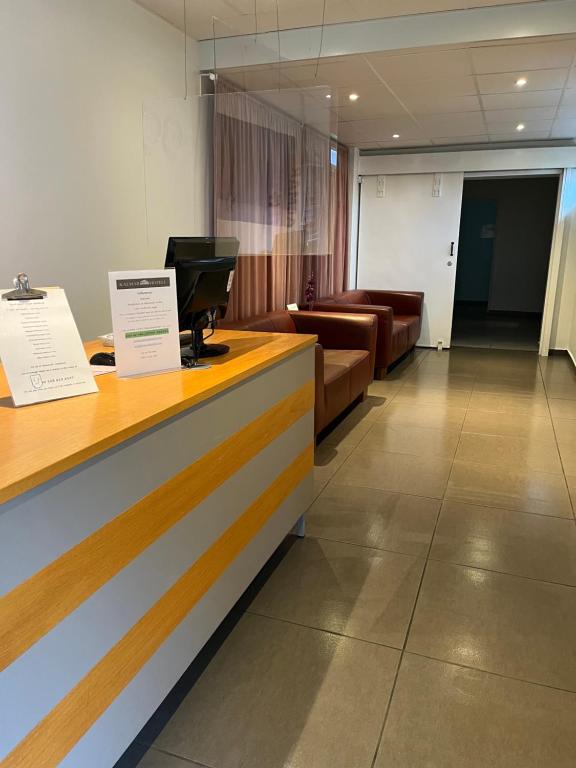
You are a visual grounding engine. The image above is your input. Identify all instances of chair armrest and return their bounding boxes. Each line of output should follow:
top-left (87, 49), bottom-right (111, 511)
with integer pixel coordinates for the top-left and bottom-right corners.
top-left (290, 310), bottom-right (377, 361)
top-left (364, 290), bottom-right (424, 316)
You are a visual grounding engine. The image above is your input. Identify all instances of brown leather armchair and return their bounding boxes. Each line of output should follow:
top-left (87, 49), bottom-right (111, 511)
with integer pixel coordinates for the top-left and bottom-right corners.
top-left (220, 310), bottom-right (377, 435)
top-left (313, 289), bottom-right (424, 379)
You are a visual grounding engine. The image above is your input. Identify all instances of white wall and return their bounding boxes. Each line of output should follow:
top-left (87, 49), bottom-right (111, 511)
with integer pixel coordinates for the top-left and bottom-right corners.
top-left (0, 0), bottom-right (210, 339)
top-left (357, 148), bottom-right (576, 352)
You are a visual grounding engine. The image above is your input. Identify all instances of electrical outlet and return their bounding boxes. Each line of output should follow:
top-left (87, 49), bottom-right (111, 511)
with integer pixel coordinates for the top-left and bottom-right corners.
top-left (376, 175), bottom-right (386, 198)
top-left (437, 340), bottom-right (444, 351)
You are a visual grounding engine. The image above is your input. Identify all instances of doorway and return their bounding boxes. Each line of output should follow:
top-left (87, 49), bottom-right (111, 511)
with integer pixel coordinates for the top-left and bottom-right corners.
top-left (451, 175), bottom-right (559, 350)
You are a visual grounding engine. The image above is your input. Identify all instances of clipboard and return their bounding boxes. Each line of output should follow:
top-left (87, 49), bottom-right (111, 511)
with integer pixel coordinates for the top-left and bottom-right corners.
top-left (0, 274), bottom-right (98, 407)
top-left (1, 273), bottom-right (47, 302)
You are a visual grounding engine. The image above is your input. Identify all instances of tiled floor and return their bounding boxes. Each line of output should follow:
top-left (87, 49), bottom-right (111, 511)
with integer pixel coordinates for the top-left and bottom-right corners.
top-left (138, 348), bottom-right (576, 768)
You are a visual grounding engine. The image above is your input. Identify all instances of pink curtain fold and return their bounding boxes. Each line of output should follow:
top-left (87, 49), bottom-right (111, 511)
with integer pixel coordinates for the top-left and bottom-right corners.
top-left (214, 79), bottom-right (349, 321)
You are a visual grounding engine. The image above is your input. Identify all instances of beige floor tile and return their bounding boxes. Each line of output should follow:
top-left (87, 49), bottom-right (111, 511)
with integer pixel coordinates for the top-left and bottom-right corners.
top-left (446, 460), bottom-right (572, 517)
top-left (346, 395), bottom-right (392, 422)
top-left (402, 373), bottom-right (476, 391)
top-left (467, 392), bottom-right (549, 417)
top-left (463, 410), bottom-right (554, 441)
top-left (377, 402), bottom-right (467, 431)
top-left (566, 475), bottom-right (576, 510)
top-left (322, 410), bottom-right (375, 449)
top-left (549, 398), bottom-right (576, 420)
top-left (545, 382), bottom-right (576, 400)
top-left (138, 750), bottom-right (205, 768)
top-left (393, 388), bottom-right (471, 407)
top-left (358, 422), bottom-right (460, 460)
top-left (333, 449), bottom-right (453, 499)
top-left (250, 538), bottom-right (425, 647)
top-left (431, 500), bottom-right (576, 585)
top-left (456, 432), bottom-right (563, 474)
top-left (558, 444), bottom-right (576, 475)
top-left (375, 654), bottom-right (576, 768)
top-left (154, 614), bottom-right (399, 768)
top-left (368, 380), bottom-right (403, 397)
top-left (472, 377), bottom-right (545, 396)
top-left (313, 443), bottom-right (354, 499)
top-left (553, 418), bottom-right (576, 447)
top-left (306, 485), bottom-right (440, 556)
top-left (407, 561), bottom-right (576, 690)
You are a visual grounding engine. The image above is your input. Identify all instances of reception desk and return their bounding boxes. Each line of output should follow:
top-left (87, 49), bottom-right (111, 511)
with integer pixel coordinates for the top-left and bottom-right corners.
top-left (0, 329), bottom-right (316, 768)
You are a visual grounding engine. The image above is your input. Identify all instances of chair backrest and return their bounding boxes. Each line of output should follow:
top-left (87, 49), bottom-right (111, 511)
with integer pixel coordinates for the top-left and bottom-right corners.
top-left (220, 310), bottom-right (297, 334)
top-left (320, 289), bottom-right (371, 305)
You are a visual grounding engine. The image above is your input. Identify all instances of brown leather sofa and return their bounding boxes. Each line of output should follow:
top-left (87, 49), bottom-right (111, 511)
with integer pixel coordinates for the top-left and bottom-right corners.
top-left (220, 310), bottom-right (377, 435)
top-left (313, 290), bottom-right (424, 379)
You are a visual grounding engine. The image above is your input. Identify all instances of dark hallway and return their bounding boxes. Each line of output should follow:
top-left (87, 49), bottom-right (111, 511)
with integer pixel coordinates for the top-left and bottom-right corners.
top-left (451, 176), bottom-right (558, 351)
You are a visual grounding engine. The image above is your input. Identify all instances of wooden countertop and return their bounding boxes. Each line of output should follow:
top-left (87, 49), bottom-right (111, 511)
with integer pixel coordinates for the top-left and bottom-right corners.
top-left (0, 329), bottom-right (316, 505)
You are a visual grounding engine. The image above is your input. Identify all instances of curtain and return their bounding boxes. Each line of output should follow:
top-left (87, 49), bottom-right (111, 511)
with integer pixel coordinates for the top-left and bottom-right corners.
top-left (214, 80), bottom-right (348, 321)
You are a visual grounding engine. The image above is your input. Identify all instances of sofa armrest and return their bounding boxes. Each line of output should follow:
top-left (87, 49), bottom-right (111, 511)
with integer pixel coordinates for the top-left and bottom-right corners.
top-left (313, 301), bottom-right (394, 345)
top-left (364, 290), bottom-right (424, 316)
top-left (290, 311), bottom-right (377, 373)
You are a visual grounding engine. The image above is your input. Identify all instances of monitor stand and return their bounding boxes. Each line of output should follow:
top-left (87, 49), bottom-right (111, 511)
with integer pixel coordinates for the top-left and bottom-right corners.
top-left (180, 329), bottom-right (230, 368)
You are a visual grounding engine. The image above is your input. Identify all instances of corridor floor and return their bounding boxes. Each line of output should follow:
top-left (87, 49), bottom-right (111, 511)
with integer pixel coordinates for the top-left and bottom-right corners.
top-left (138, 348), bottom-right (576, 768)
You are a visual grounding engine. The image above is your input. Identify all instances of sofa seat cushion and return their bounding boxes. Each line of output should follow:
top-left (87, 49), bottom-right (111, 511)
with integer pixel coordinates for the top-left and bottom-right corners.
top-left (394, 314), bottom-right (420, 347)
top-left (323, 349), bottom-right (371, 416)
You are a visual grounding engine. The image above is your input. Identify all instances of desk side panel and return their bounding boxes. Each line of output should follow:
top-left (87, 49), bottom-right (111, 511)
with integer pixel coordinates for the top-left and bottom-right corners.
top-left (0, 347), bottom-right (315, 768)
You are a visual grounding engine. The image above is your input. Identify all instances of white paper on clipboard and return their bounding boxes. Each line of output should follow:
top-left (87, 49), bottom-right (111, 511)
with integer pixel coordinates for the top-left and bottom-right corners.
top-left (0, 288), bottom-right (98, 407)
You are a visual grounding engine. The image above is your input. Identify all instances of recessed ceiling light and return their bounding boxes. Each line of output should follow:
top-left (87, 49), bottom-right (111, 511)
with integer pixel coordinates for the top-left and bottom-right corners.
top-left (348, 93), bottom-right (359, 102)
top-left (516, 123), bottom-right (525, 131)
top-left (325, 94), bottom-right (332, 99)
top-left (392, 133), bottom-right (400, 139)
top-left (515, 77), bottom-right (528, 87)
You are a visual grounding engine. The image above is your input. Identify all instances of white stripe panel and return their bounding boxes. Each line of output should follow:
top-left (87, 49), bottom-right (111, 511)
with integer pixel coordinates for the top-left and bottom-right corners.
top-left (61, 477), bottom-right (311, 768)
top-left (0, 347), bottom-right (313, 595)
top-left (0, 414), bottom-right (312, 759)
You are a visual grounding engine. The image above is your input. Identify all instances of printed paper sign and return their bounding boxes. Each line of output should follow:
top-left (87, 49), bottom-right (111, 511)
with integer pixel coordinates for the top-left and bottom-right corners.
top-left (0, 288), bottom-right (98, 407)
top-left (108, 270), bottom-right (181, 377)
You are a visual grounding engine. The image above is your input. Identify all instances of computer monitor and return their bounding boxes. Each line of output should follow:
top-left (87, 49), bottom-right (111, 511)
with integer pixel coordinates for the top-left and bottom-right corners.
top-left (165, 236), bottom-right (239, 364)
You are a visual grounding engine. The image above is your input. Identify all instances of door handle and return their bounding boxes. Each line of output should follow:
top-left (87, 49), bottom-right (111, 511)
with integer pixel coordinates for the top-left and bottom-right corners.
top-left (450, 241), bottom-right (455, 257)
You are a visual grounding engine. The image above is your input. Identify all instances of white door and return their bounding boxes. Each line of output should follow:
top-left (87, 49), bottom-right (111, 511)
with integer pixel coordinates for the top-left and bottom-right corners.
top-left (357, 172), bottom-right (464, 348)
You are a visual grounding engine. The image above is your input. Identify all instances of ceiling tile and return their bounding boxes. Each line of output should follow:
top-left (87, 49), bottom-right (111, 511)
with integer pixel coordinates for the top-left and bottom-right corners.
top-left (366, 50), bottom-right (473, 85)
top-left (556, 105), bottom-right (576, 119)
top-left (343, 115), bottom-right (425, 142)
top-left (550, 119), bottom-right (576, 138)
top-left (403, 93), bottom-right (481, 114)
top-left (331, 84), bottom-right (401, 109)
top-left (431, 134), bottom-right (490, 144)
top-left (487, 119), bottom-right (553, 133)
top-left (481, 90), bottom-right (562, 110)
top-left (477, 69), bottom-right (568, 94)
top-left (394, 77), bottom-right (477, 98)
top-left (483, 107), bottom-right (557, 123)
top-left (471, 41), bottom-right (576, 75)
top-left (417, 112), bottom-right (486, 136)
top-left (489, 131), bottom-right (551, 141)
top-left (350, 0), bottom-right (466, 20)
top-left (561, 88), bottom-right (576, 106)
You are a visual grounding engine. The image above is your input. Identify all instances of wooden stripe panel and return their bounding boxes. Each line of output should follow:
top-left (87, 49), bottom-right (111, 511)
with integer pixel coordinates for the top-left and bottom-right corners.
top-left (1, 348), bottom-right (312, 596)
top-left (2, 414), bottom-right (313, 756)
top-left (2, 445), bottom-right (314, 768)
top-left (0, 380), bottom-right (314, 673)
top-left (61, 477), bottom-right (312, 768)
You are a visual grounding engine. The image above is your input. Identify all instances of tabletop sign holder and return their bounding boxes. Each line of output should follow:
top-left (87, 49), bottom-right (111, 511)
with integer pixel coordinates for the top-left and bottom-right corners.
top-left (0, 273), bottom-right (98, 407)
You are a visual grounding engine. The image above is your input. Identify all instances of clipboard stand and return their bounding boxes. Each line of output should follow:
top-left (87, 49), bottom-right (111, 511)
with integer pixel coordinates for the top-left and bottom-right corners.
top-left (2, 273), bottom-right (47, 301)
